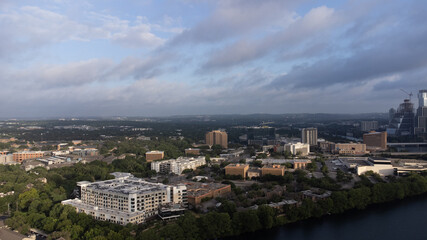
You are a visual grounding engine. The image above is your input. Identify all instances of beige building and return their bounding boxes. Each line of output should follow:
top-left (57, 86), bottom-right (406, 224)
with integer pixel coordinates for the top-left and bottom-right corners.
top-left (186, 182), bottom-right (231, 206)
top-left (62, 172), bottom-right (187, 225)
top-left (145, 151), bottom-right (164, 162)
top-left (225, 164), bottom-right (249, 179)
top-left (363, 131), bottom-right (387, 151)
top-left (0, 137), bottom-right (16, 143)
top-left (206, 130), bottom-right (228, 148)
top-left (334, 143), bottom-right (367, 155)
top-left (247, 168), bottom-right (261, 179)
top-left (294, 161), bottom-right (309, 169)
top-left (262, 165), bottom-right (285, 176)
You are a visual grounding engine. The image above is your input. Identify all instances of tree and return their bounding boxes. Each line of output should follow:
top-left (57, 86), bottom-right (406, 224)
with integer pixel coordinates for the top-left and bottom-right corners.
top-left (198, 212), bottom-right (232, 239)
top-left (257, 205), bottom-right (275, 229)
top-left (19, 188), bottom-right (39, 210)
top-left (232, 210), bottom-right (261, 235)
top-left (178, 213), bottom-right (200, 240)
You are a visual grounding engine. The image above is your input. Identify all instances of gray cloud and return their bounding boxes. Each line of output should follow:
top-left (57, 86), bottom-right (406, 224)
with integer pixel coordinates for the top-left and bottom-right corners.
top-left (170, 0), bottom-right (299, 45)
top-left (200, 5), bottom-right (338, 71)
top-left (271, 26), bottom-right (427, 89)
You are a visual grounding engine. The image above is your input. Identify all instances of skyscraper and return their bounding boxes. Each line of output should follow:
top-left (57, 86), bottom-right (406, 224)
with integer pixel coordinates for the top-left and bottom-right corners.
top-left (301, 128), bottom-right (318, 147)
top-left (415, 90), bottom-right (427, 139)
top-left (387, 99), bottom-right (415, 136)
top-left (206, 130), bottom-right (228, 148)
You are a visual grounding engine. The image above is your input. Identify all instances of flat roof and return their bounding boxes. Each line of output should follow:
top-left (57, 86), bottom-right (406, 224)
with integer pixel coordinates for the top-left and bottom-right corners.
top-left (84, 177), bottom-right (169, 195)
top-left (185, 182), bottom-right (230, 197)
top-left (225, 164), bottom-right (249, 168)
top-left (146, 151), bottom-right (164, 154)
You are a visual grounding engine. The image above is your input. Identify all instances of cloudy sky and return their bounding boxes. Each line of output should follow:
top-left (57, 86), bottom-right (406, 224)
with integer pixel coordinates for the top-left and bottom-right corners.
top-left (0, 0), bottom-right (426, 118)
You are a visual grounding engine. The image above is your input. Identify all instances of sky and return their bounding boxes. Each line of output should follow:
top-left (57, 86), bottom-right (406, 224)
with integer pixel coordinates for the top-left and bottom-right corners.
top-left (0, 0), bottom-right (426, 118)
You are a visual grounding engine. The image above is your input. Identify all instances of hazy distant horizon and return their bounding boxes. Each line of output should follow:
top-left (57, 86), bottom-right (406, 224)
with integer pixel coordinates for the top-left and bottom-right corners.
top-left (0, 0), bottom-right (426, 117)
top-left (0, 112), bottom-right (389, 121)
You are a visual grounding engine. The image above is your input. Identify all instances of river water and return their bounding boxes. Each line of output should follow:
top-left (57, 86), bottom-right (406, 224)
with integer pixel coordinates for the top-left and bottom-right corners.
top-left (229, 194), bottom-right (427, 240)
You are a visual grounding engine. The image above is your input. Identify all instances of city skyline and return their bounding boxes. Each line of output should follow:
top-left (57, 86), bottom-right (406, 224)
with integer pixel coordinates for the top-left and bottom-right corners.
top-left (1, 0), bottom-right (426, 118)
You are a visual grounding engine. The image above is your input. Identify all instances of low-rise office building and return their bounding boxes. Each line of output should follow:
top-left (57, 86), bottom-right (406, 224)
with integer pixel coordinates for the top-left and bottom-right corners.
top-left (247, 168), bottom-right (261, 179)
top-left (0, 154), bottom-right (13, 164)
top-left (185, 182), bottom-right (231, 206)
top-left (334, 143), bottom-right (367, 155)
top-left (225, 164), bottom-right (249, 179)
top-left (13, 151), bottom-right (46, 163)
top-left (285, 142), bottom-right (310, 156)
top-left (145, 151), bottom-right (164, 162)
top-left (62, 172), bottom-right (187, 225)
top-left (250, 159), bottom-right (311, 169)
top-left (261, 165), bottom-right (285, 176)
top-left (319, 141), bottom-right (335, 153)
top-left (185, 148), bottom-right (200, 156)
top-left (151, 157), bottom-right (206, 175)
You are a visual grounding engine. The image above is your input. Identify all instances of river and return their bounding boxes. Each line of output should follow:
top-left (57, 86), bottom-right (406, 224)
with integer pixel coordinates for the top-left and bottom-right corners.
top-left (228, 194), bottom-right (427, 240)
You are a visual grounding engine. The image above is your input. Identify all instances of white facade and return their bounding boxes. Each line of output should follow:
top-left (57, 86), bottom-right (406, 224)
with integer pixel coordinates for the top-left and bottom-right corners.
top-left (357, 165), bottom-right (395, 176)
top-left (0, 154), bottom-right (13, 164)
top-left (419, 90), bottom-right (427, 107)
top-left (151, 157), bottom-right (206, 175)
top-left (285, 142), bottom-right (310, 156)
top-left (62, 172), bottom-right (187, 225)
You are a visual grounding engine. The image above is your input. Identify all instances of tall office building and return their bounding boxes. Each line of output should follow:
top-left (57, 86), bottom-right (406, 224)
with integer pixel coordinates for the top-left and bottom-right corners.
top-left (415, 90), bottom-right (427, 139)
top-left (301, 128), bottom-right (318, 146)
top-left (387, 99), bottom-right (415, 136)
top-left (206, 130), bottom-right (228, 148)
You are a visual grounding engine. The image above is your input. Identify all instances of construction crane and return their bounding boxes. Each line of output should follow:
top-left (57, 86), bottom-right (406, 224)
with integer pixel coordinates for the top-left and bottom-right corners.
top-left (400, 89), bottom-right (413, 100)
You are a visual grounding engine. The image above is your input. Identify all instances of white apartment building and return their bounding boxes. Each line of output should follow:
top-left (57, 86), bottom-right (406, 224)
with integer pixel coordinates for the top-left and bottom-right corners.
top-left (62, 172), bottom-right (187, 225)
top-left (151, 157), bottom-right (206, 175)
top-left (285, 142), bottom-right (310, 156)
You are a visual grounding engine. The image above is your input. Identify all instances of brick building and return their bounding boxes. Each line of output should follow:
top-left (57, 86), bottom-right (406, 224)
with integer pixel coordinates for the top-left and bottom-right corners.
top-left (225, 164), bottom-right (249, 179)
top-left (363, 131), bottom-right (387, 151)
top-left (145, 151), bottom-right (164, 162)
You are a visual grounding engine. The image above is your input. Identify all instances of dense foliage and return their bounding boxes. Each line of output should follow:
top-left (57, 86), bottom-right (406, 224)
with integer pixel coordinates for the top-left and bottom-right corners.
top-left (3, 159), bottom-right (427, 239)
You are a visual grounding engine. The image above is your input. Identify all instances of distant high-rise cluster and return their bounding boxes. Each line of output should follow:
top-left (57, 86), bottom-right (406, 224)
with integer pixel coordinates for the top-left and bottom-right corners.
top-left (387, 89), bottom-right (427, 139)
top-left (206, 130), bottom-right (228, 148)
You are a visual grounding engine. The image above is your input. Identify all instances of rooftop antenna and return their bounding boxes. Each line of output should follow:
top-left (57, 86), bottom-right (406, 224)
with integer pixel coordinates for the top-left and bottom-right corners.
top-left (400, 89), bottom-right (413, 100)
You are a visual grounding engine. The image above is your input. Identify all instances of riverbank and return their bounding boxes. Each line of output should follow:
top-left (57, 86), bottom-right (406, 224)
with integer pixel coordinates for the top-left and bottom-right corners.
top-left (227, 193), bottom-right (427, 240)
